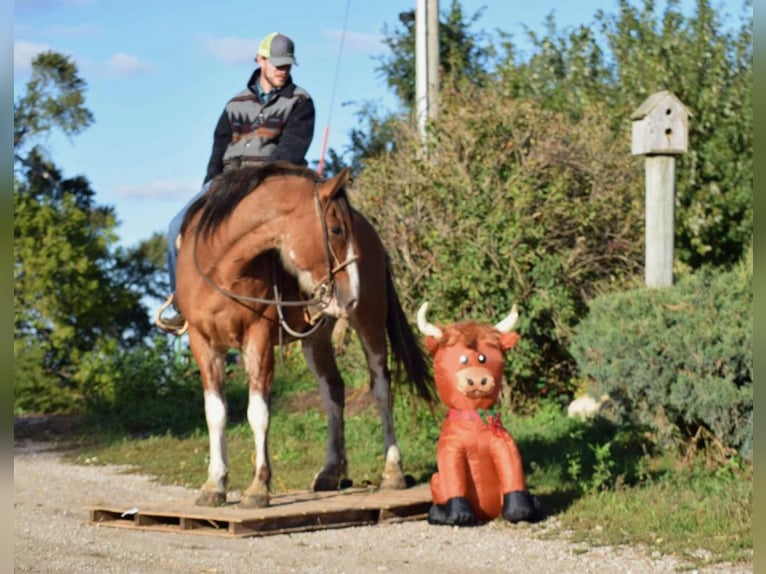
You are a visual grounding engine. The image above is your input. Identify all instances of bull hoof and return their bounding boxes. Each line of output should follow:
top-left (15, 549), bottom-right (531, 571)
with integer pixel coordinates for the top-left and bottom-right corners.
top-left (502, 490), bottom-right (538, 523)
top-left (239, 493), bottom-right (269, 508)
top-left (195, 490), bottom-right (226, 507)
top-left (428, 497), bottom-right (477, 526)
top-left (428, 503), bottom-right (448, 525)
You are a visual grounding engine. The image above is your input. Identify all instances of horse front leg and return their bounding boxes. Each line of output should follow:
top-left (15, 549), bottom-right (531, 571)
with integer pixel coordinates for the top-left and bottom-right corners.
top-left (240, 336), bottom-right (275, 508)
top-left (302, 324), bottom-right (348, 491)
top-left (189, 333), bottom-right (229, 507)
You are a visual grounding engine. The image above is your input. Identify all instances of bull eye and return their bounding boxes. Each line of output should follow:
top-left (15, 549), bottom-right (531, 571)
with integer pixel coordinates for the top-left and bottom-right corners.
top-left (459, 355), bottom-right (468, 365)
top-left (478, 354), bottom-right (486, 364)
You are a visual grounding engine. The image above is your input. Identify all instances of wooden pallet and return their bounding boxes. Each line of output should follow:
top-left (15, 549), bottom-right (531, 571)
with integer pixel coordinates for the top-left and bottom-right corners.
top-left (88, 484), bottom-right (432, 538)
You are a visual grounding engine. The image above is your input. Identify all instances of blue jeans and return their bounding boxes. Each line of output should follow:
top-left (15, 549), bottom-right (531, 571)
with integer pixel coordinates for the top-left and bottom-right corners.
top-left (167, 180), bottom-right (212, 293)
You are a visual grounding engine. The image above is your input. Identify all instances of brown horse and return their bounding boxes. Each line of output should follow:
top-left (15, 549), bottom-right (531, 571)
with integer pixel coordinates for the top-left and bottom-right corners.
top-left (173, 162), bottom-right (434, 508)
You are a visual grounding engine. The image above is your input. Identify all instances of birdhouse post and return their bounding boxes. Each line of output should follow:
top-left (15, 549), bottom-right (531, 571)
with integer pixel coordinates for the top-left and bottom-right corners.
top-left (631, 91), bottom-right (690, 288)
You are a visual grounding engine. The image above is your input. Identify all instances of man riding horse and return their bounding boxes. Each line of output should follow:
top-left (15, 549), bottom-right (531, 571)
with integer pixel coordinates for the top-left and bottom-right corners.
top-left (159, 32), bottom-right (314, 331)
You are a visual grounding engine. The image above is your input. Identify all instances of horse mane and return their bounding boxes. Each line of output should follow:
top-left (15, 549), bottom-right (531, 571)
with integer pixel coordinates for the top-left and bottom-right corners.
top-left (181, 162), bottom-right (323, 239)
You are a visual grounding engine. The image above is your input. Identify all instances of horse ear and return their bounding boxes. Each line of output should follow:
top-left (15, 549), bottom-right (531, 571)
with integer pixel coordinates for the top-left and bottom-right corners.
top-left (319, 167), bottom-right (351, 200)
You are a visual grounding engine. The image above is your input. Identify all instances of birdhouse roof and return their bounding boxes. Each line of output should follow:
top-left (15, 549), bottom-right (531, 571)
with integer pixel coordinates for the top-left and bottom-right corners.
top-left (630, 90), bottom-right (692, 120)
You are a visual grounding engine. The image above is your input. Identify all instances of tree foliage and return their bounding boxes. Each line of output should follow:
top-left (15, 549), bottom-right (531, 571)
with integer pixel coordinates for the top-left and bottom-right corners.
top-left (14, 51), bottom-right (94, 150)
top-left (496, 0), bottom-right (753, 267)
top-left (375, 0), bottom-right (495, 109)
top-left (333, 1), bottom-right (495, 176)
top-left (352, 88), bottom-right (644, 406)
top-left (14, 52), bottom-right (162, 413)
top-left (348, 0), bottom-right (751, 408)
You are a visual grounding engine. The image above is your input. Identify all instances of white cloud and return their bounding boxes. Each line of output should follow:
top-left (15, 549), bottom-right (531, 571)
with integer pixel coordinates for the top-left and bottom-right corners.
top-left (198, 34), bottom-right (258, 65)
top-left (116, 180), bottom-right (197, 201)
top-left (324, 29), bottom-right (385, 54)
top-left (107, 53), bottom-right (153, 77)
top-left (14, 40), bottom-right (51, 74)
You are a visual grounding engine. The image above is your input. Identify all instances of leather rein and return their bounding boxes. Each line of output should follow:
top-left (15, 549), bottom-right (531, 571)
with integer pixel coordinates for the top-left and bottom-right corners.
top-left (191, 182), bottom-right (357, 339)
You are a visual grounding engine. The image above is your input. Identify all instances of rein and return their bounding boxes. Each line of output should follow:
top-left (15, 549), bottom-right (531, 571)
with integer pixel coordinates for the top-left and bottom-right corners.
top-left (190, 181), bottom-right (355, 338)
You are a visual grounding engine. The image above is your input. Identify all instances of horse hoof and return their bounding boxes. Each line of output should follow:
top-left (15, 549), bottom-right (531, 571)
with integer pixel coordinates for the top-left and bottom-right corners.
top-left (311, 473), bottom-right (340, 492)
top-left (380, 467), bottom-right (407, 490)
top-left (239, 493), bottom-right (269, 508)
top-left (196, 491), bottom-right (226, 507)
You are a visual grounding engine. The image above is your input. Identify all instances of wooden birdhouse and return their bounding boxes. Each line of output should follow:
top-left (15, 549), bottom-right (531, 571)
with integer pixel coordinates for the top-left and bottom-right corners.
top-left (630, 91), bottom-right (690, 156)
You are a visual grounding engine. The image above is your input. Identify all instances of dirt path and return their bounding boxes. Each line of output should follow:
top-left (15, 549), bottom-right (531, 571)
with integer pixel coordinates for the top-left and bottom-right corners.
top-left (14, 431), bottom-right (750, 573)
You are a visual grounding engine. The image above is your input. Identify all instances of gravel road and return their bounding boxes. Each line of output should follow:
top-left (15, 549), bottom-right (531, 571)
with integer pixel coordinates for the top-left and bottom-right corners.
top-left (14, 433), bottom-right (751, 574)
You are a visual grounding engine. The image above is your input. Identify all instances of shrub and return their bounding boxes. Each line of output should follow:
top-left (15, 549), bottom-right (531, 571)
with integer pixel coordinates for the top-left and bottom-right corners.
top-left (569, 259), bottom-right (752, 461)
top-left (78, 336), bottom-right (205, 435)
top-left (352, 88), bottom-right (644, 408)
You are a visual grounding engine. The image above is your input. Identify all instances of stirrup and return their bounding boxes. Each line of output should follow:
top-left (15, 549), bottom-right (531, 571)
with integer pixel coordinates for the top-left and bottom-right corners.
top-left (155, 293), bottom-right (188, 335)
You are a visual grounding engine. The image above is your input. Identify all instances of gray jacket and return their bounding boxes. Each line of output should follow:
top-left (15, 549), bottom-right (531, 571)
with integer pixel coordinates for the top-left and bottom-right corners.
top-left (204, 68), bottom-right (315, 183)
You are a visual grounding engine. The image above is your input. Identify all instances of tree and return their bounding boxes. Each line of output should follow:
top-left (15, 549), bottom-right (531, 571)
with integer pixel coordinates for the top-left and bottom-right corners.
top-left (14, 52), bottom-right (160, 413)
top-left (14, 51), bottom-right (94, 150)
top-left (347, 0), bottom-right (751, 406)
top-left (330, 1), bottom-right (496, 176)
top-left (375, 0), bottom-right (495, 109)
top-left (495, 0), bottom-right (753, 268)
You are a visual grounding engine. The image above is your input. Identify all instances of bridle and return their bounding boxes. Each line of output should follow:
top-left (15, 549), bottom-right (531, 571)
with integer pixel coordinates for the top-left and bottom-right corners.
top-left (191, 181), bottom-right (358, 338)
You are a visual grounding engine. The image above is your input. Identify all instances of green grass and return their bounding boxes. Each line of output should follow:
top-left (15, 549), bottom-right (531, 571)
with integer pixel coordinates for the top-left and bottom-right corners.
top-left (54, 341), bottom-right (750, 569)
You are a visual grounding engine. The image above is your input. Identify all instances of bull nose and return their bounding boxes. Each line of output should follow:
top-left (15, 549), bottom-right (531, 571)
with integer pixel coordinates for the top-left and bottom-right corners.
top-left (457, 369), bottom-right (496, 395)
top-left (466, 377), bottom-right (489, 387)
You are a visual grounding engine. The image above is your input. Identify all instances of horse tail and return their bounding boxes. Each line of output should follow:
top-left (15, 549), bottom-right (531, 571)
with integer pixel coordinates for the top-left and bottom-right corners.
top-left (385, 259), bottom-right (436, 403)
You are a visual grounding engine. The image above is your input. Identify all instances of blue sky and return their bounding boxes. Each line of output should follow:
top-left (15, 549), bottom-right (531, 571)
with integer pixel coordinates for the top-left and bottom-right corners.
top-left (13, 0), bottom-right (706, 248)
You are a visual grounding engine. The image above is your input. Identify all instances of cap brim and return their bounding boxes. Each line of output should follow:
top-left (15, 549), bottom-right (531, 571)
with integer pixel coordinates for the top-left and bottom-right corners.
top-left (268, 56), bottom-right (296, 67)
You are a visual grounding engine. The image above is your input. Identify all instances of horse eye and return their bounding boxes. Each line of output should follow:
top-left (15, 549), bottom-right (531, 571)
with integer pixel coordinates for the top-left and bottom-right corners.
top-left (459, 355), bottom-right (468, 365)
top-left (329, 225), bottom-right (342, 236)
top-left (478, 354), bottom-right (486, 364)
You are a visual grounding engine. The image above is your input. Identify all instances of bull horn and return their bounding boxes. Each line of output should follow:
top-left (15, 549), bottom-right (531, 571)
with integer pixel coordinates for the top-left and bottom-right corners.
top-left (417, 302), bottom-right (443, 339)
top-left (494, 304), bottom-right (519, 333)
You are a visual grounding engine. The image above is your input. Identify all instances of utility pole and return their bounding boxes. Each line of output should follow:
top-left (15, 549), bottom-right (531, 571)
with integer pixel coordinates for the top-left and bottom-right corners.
top-left (414, 0), bottom-right (439, 144)
top-left (415, 0), bottom-right (428, 142)
top-left (427, 0), bottom-right (439, 121)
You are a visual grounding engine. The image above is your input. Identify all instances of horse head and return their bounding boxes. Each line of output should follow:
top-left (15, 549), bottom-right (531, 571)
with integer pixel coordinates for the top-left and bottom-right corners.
top-left (280, 166), bottom-right (360, 319)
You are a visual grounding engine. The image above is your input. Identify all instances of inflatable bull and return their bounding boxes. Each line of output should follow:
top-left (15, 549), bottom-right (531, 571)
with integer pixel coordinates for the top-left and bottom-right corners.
top-left (417, 302), bottom-right (539, 526)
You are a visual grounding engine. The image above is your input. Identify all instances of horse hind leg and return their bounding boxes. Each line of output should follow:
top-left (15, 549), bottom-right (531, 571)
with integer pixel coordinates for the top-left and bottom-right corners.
top-left (353, 317), bottom-right (407, 490)
top-left (368, 348), bottom-right (407, 490)
top-left (301, 323), bottom-right (348, 491)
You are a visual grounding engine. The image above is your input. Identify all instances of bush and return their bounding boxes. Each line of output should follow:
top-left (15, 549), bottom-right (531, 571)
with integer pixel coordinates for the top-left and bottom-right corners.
top-left (14, 341), bottom-right (82, 414)
top-left (352, 88), bottom-right (644, 408)
top-left (570, 258), bottom-right (752, 461)
top-left (78, 336), bottom-right (205, 435)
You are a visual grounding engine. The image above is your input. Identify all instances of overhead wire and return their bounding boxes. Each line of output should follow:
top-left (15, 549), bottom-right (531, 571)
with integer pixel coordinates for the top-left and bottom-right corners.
top-left (317, 0), bottom-right (352, 175)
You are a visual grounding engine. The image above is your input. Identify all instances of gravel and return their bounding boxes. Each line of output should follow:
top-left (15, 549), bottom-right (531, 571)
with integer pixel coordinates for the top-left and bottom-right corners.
top-left (14, 437), bottom-right (751, 574)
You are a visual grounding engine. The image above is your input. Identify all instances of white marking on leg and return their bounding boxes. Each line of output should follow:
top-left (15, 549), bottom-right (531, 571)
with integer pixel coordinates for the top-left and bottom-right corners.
top-left (386, 444), bottom-right (401, 466)
top-left (248, 392), bottom-right (270, 474)
top-left (204, 391), bottom-right (228, 489)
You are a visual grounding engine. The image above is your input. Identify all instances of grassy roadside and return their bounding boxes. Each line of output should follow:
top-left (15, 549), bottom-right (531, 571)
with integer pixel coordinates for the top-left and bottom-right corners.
top-left (26, 342), bottom-right (751, 570)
